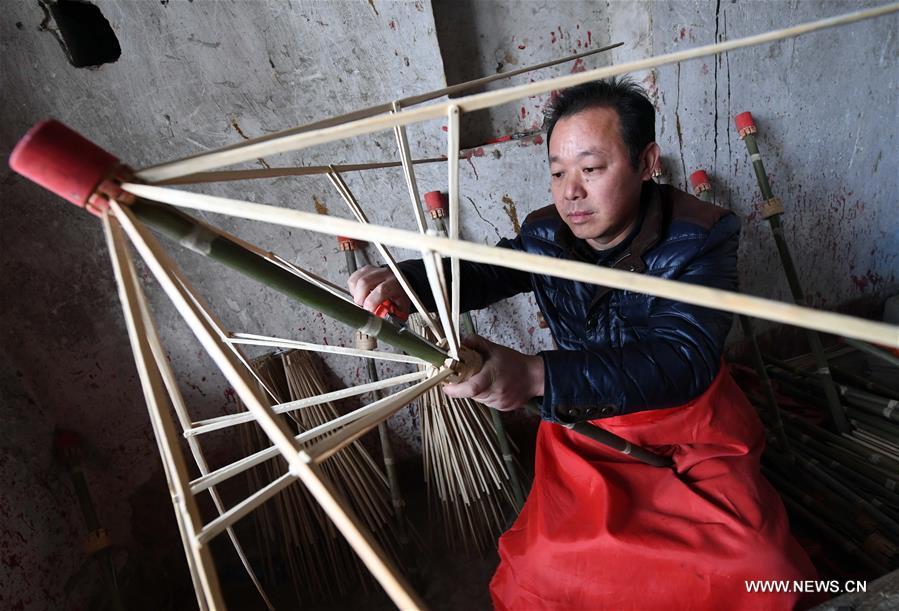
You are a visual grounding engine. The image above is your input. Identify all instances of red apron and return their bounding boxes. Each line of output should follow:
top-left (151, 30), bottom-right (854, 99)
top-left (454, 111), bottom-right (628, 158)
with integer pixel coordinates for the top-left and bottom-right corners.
top-left (490, 365), bottom-right (822, 610)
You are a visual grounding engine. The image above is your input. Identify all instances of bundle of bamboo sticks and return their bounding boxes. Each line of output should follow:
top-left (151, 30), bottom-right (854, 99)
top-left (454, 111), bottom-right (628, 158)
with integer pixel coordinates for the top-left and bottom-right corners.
top-left (237, 350), bottom-right (399, 601)
top-left (407, 314), bottom-right (520, 553)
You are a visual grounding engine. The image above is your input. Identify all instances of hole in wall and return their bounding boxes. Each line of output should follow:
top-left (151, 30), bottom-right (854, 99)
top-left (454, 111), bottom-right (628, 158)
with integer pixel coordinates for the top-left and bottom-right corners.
top-left (39, 0), bottom-right (121, 68)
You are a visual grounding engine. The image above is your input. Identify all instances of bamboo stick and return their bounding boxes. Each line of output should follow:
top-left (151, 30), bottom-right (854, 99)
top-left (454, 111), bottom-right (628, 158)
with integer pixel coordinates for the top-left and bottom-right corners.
top-left (266, 253), bottom-right (357, 306)
top-left (391, 101), bottom-right (428, 234)
top-left (176, 275), bottom-right (280, 404)
top-left (226, 332), bottom-right (428, 365)
top-left (190, 381), bottom-right (432, 494)
top-left (308, 369), bottom-right (454, 464)
top-left (288, 454), bottom-right (425, 610)
top-left (157, 157), bottom-right (447, 186)
top-left (326, 168), bottom-right (444, 341)
top-left (118, 183), bottom-right (899, 348)
top-left (427, 196), bottom-right (527, 510)
top-left (446, 106), bottom-right (462, 339)
top-left (692, 170), bottom-right (790, 450)
top-left (422, 249), bottom-right (460, 359)
top-left (102, 213), bottom-right (226, 609)
top-left (133, 5), bottom-right (898, 182)
top-left (197, 473), bottom-right (295, 545)
top-left (845, 337), bottom-right (899, 369)
top-left (138, 44), bottom-right (621, 182)
top-left (131, 258), bottom-right (274, 609)
top-left (186, 371), bottom-right (429, 436)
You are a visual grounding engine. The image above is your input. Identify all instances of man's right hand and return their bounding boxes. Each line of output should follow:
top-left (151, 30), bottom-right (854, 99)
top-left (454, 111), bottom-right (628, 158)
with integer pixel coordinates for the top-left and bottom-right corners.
top-left (348, 265), bottom-right (411, 314)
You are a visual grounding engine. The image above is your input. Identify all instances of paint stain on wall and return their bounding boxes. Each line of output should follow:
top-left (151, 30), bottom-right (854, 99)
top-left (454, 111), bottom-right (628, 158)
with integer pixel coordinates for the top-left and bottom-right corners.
top-left (502, 194), bottom-right (521, 234)
top-left (313, 195), bottom-right (329, 215)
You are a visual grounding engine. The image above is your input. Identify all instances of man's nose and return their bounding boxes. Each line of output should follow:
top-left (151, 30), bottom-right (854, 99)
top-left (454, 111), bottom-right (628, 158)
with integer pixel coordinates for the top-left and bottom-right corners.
top-left (564, 174), bottom-right (586, 200)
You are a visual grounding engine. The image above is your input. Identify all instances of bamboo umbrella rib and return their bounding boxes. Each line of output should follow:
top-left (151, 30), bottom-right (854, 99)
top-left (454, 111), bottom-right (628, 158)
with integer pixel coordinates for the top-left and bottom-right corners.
top-left (391, 101), bottom-right (429, 234)
top-left (130, 257), bottom-right (275, 609)
top-left (102, 213), bottom-right (226, 609)
top-left (190, 379), bottom-right (432, 494)
top-left (226, 332), bottom-right (429, 365)
top-left (446, 105), bottom-right (462, 337)
top-left (174, 274), bottom-right (282, 404)
top-left (422, 249), bottom-right (459, 359)
top-left (187, 370), bottom-right (429, 436)
top-left (156, 157), bottom-right (447, 186)
top-left (110, 200), bottom-right (306, 468)
top-left (326, 168), bottom-right (444, 341)
top-left (197, 472), bottom-right (295, 545)
top-left (289, 454), bottom-right (425, 610)
top-left (133, 4), bottom-right (898, 182)
top-left (138, 44), bottom-right (620, 182)
top-left (267, 252), bottom-right (357, 305)
top-left (117, 185), bottom-right (899, 348)
top-left (308, 369), bottom-right (454, 464)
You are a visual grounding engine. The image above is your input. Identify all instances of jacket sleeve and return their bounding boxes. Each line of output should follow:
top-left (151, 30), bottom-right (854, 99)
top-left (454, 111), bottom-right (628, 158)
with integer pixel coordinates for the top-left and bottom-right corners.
top-left (538, 214), bottom-right (740, 424)
top-left (394, 236), bottom-right (533, 312)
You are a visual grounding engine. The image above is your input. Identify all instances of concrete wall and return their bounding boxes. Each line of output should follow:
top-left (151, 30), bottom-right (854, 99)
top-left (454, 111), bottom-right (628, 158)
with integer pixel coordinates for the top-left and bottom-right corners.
top-left (1, 0), bottom-right (895, 607)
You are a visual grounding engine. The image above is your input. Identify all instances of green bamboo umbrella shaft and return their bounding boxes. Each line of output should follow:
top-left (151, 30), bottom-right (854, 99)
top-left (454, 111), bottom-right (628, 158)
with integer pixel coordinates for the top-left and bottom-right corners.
top-left (828, 363), bottom-right (899, 402)
top-left (520, 401), bottom-right (673, 468)
top-left (786, 438), bottom-right (899, 513)
top-left (764, 353), bottom-right (899, 423)
top-left (431, 213), bottom-right (527, 509)
top-left (763, 466), bottom-right (875, 541)
top-left (845, 337), bottom-right (899, 370)
top-left (340, 239), bottom-right (408, 533)
top-left (779, 493), bottom-right (888, 574)
top-left (765, 446), bottom-right (899, 539)
top-left (736, 118), bottom-right (849, 433)
top-left (763, 467), bottom-right (896, 569)
top-left (692, 174), bottom-right (790, 451)
top-left (784, 420), bottom-right (899, 484)
top-left (781, 410), bottom-right (899, 472)
top-left (847, 409), bottom-right (899, 444)
top-left (793, 444), bottom-right (899, 521)
top-left (58, 438), bottom-right (125, 611)
top-left (129, 199), bottom-right (448, 367)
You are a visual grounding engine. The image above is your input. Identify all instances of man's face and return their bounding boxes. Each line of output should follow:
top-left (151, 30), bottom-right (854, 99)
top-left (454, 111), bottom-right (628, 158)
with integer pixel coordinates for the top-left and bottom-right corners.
top-left (548, 106), bottom-right (654, 250)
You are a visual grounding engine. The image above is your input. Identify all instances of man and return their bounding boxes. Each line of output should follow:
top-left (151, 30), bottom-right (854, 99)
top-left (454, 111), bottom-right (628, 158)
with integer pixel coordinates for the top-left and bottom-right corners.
top-left (350, 79), bottom-right (819, 610)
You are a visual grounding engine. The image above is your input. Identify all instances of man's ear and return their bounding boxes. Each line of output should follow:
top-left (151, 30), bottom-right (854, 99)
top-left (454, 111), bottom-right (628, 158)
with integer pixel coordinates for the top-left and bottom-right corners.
top-left (639, 142), bottom-right (660, 181)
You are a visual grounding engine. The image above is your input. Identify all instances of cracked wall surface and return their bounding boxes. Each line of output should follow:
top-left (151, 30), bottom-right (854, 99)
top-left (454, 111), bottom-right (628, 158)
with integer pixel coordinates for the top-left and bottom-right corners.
top-left (1, 0), bottom-right (896, 607)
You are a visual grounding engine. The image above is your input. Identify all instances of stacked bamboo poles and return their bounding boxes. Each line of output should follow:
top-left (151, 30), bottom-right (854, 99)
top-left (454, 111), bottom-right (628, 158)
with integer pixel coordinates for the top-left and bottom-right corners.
top-left (424, 191), bottom-right (527, 510)
top-left (689, 168), bottom-right (899, 573)
top-left (238, 349), bottom-right (401, 602)
top-left (407, 313), bottom-right (519, 553)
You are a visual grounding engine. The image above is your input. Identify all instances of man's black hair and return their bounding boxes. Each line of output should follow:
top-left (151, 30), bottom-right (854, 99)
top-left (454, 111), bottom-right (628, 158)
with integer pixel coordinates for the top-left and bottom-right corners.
top-left (545, 77), bottom-right (655, 169)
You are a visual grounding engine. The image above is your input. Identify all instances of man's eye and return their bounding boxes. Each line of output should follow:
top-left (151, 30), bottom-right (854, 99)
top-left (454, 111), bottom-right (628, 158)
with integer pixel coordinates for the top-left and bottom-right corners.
top-left (551, 171), bottom-right (563, 179)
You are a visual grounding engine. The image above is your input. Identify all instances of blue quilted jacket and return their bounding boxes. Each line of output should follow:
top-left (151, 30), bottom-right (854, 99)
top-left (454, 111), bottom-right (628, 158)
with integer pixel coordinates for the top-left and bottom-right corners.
top-left (398, 181), bottom-right (740, 424)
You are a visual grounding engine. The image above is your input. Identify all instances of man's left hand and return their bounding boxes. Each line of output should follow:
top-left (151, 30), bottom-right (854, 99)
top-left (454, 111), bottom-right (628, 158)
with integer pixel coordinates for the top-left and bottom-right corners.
top-left (443, 335), bottom-right (544, 411)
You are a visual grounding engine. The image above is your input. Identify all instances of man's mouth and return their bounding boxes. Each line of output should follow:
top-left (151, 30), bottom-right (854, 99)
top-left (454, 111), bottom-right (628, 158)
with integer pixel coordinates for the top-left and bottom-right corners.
top-left (567, 211), bottom-right (594, 224)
